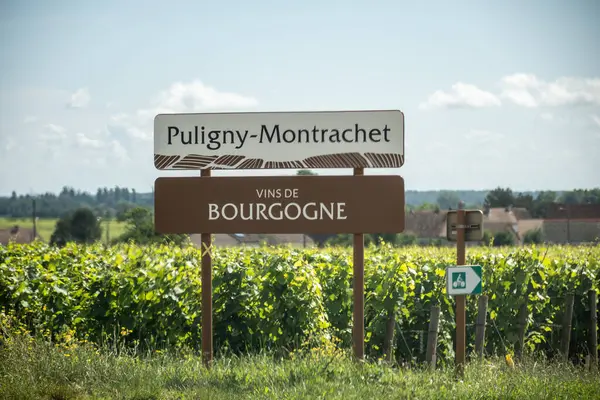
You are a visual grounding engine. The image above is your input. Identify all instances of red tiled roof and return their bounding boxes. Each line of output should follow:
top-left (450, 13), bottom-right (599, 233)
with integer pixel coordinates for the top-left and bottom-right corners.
top-left (546, 204), bottom-right (600, 219)
top-left (0, 226), bottom-right (38, 245)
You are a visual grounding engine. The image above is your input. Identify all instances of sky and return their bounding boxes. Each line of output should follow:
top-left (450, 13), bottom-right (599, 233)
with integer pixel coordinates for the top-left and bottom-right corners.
top-left (0, 0), bottom-right (599, 196)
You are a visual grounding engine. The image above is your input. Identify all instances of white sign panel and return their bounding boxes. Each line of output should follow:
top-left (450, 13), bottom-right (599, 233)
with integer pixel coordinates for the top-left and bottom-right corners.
top-left (153, 110), bottom-right (404, 170)
top-left (446, 265), bottom-right (482, 296)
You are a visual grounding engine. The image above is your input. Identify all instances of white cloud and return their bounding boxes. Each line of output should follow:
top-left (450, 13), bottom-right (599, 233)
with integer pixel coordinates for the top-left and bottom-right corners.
top-left (67, 87), bottom-right (91, 108)
top-left (500, 73), bottom-right (600, 108)
top-left (41, 123), bottom-right (67, 141)
top-left (419, 82), bottom-right (501, 110)
top-left (108, 113), bottom-right (152, 141)
top-left (151, 80), bottom-right (258, 113)
top-left (540, 112), bottom-right (554, 121)
top-left (44, 123), bottom-right (65, 133)
top-left (74, 131), bottom-right (129, 161)
top-left (75, 132), bottom-right (103, 148)
top-left (23, 115), bottom-right (38, 124)
top-left (107, 80), bottom-right (259, 141)
top-left (420, 74), bottom-right (600, 112)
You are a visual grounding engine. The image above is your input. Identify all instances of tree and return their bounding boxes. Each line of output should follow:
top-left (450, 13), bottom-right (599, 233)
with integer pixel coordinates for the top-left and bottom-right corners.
top-left (513, 193), bottom-right (534, 211)
top-left (436, 191), bottom-right (460, 210)
top-left (50, 207), bottom-right (102, 246)
top-left (531, 191), bottom-right (557, 218)
top-left (115, 206), bottom-right (188, 245)
top-left (484, 187), bottom-right (514, 208)
top-left (70, 207), bottom-right (102, 243)
top-left (49, 218), bottom-right (72, 247)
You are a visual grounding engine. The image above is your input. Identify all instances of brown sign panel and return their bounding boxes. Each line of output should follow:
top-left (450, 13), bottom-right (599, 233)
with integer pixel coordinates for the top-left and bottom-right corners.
top-left (446, 210), bottom-right (484, 241)
top-left (154, 175), bottom-right (405, 234)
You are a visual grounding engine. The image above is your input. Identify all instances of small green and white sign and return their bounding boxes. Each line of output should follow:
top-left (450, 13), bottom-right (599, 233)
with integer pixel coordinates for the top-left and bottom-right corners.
top-left (446, 265), bottom-right (482, 296)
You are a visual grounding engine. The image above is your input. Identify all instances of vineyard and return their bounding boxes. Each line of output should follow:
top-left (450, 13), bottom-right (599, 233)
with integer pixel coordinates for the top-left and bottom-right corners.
top-left (0, 241), bottom-right (599, 367)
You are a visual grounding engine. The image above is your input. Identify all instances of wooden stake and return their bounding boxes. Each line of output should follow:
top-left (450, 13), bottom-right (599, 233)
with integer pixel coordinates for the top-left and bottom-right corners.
top-left (353, 167), bottom-right (365, 361)
top-left (201, 168), bottom-right (213, 367)
top-left (455, 207), bottom-right (466, 374)
top-left (516, 301), bottom-right (529, 359)
top-left (561, 293), bottom-right (574, 363)
top-left (475, 295), bottom-right (488, 359)
top-left (384, 309), bottom-right (395, 362)
top-left (426, 305), bottom-right (441, 368)
top-left (589, 290), bottom-right (598, 370)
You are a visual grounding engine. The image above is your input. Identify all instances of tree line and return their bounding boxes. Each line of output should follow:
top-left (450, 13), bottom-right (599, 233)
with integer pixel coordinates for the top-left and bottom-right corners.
top-left (481, 187), bottom-right (600, 217)
top-left (3, 175), bottom-right (599, 249)
top-left (0, 186), bottom-right (153, 220)
top-left (1, 179), bottom-right (599, 221)
top-left (49, 206), bottom-right (188, 248)
top-left (404, 187), bottom-right (600, 218)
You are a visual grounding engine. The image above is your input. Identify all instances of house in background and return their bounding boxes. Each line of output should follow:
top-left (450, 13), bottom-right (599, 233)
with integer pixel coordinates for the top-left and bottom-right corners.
top-left (399, 207), bottom-right (527, 245)
top-left (403, 209), bottom-right (449, 244)
top-left (540, 204), bottom-right (600, 244)
top-left (481, 206), bottom-right (521, 243)
top-left (0, 225), bottom-right (41, 246)
top-left (510, 207), bottom-right (533, 220)
top-left (184, 204), bottom-right (600, 248)
top-left (516, 218), bottom-right (545, 243)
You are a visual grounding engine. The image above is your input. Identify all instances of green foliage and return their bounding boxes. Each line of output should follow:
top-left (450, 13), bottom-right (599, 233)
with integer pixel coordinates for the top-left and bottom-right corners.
top-left (492, 231), bottom-right (515, 246)
top-left (523, 227), bottom-right (543, 244)
top-left (436, 190), bottom-right (461, 209)
top-left (115, 206), bottom-right (188, 246)
top-left (49, 207), bottom-right (102, 246)
top-left (0, 217), bottom-right (128, 243)
top-left (3, 186), bottom-right (599, 220)
top-left (482, 187), bottom-right (600, 218)
top-left (482, 230), bottom-right (494, 246)
top-left (324, 233), bottom-right (418, 247)
top-left (0, 185), bottom-right (152, 219)
top-left (0, 242), bottom-right (598, 367)
top-left (407, 202), bottom-right (441, 212)
top-left (2, 330), bottom-right (599, 400)
top-left (296, 169), bottom-right (317, 175)
top-left (484, 187), bottom-right (514, 208)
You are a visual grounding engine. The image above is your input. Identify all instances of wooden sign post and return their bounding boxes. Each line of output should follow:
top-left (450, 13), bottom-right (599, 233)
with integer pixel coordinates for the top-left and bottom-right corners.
top-left (200, 168), bottom-right (212, 366)
top-left (353, 167), bottom-right (364, 360)
top-left (455, 208), bottom-right (466, 374)
top-left (153, 109), bottom-right (405, 366)
top-left (446, 207), bottom-right (484, 375)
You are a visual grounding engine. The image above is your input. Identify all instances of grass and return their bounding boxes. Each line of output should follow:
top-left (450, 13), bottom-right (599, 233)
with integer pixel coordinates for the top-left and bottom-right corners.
top-left (1, 332), bottom-right (598, 400)
top-left (0, 217), bottom-right (128, 242)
